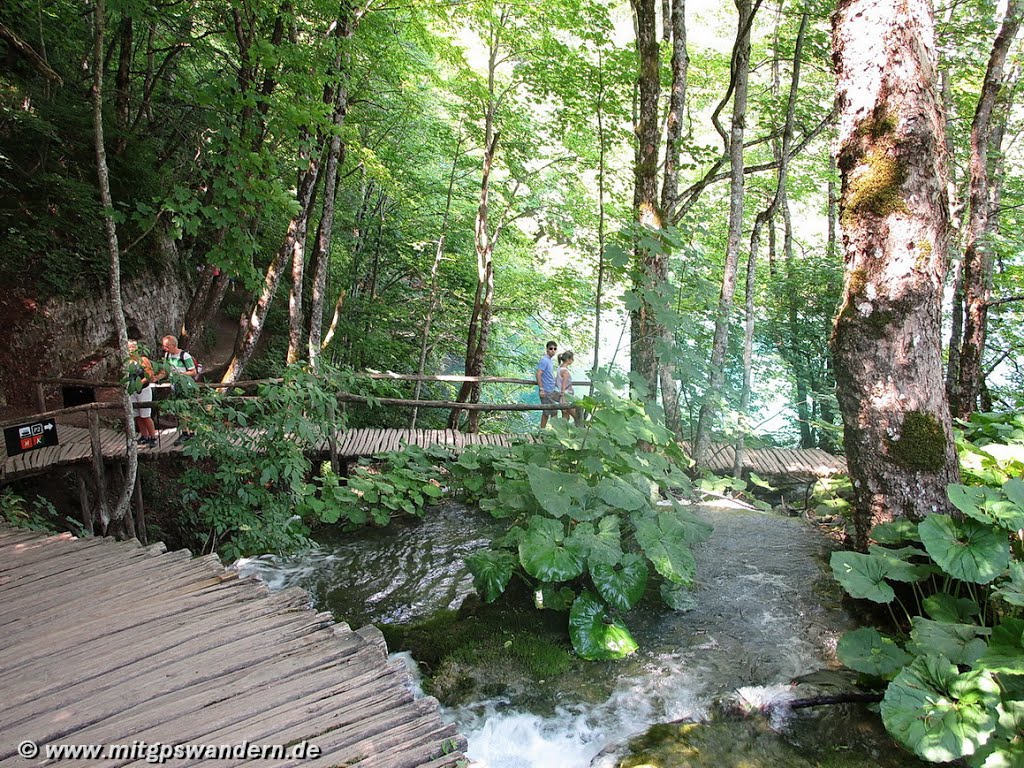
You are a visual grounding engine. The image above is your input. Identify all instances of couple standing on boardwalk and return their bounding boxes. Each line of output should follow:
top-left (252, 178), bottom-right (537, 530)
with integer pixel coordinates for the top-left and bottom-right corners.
top-left (126, 336), bottom-right (199, 448)
top-left (536, 340), bottom-right (582, 428)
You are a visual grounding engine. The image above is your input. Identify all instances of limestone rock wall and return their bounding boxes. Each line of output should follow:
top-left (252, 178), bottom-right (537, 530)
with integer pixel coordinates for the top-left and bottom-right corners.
top-left (0, 235), bottom-right (193, 411)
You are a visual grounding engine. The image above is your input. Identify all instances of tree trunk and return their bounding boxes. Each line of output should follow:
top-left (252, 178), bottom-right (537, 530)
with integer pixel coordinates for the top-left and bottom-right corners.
top-left (448, 128), bottom-right (500, 431)
top-left (831, 0), bottom-right (960, 550)
top-left (91, 0), bottom-right (136, 528)
top-left (693, 0), bottom-right (755, 468)
top-left (953, 0), bottom-right (1023, 418)
top-left (221, 157), bottom-right (321, 382)
top-left (308, 24), bottom-right (353, 368)
top-left (412, 134), bottom-right (463, 428)
top-left (628, 0), bottom-right (665, 402)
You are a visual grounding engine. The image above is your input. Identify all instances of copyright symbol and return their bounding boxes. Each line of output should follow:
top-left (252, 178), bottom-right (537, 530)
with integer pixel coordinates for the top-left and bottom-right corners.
top-left (17, 741), bottom-right (39, 759)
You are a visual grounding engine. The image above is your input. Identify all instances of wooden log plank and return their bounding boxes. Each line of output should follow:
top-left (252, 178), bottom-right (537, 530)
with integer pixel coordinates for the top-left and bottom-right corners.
top-left (174, 664), bottom-right (407, 759)
top-left (3, 630), bottom-right (378, 749)
top-left (178, 669), bottom-right (413, 765)
top-left (3, 601), bottom-right (345, 716)
top-left (34, 641), bottom-right (386, 752)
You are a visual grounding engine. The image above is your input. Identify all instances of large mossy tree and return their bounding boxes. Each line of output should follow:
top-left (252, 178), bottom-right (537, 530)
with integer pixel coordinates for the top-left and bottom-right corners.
top-left (831, 0), bottom-right (961, 548)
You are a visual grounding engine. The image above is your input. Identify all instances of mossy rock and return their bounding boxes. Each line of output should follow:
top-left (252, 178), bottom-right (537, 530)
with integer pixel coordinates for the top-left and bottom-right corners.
top-left (380, 597), bottom-right (578, 708)
top-left (617, 708), bottom-right (929, 768)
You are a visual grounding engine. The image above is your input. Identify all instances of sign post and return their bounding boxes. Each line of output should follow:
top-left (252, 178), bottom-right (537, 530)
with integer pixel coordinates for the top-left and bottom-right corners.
top-left (4, 419), bottom-right (59, 456)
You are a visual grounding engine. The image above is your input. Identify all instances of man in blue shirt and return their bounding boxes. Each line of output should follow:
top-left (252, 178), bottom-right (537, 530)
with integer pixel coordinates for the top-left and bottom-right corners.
top-left (536, 340), bottom-right (559, 428)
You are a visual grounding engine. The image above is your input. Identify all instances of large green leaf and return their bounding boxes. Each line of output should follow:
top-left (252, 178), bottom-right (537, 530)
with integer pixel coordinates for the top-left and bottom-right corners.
top-left (534, 584), bottom-right (576, 611)
top-left (993, 561), bottom-right (1024, 607)
top-left (568, 591), bottom-right (638, 660)
top-left (867, 544), bottom-right (936, 583)
top-left (666, 498), bottom-right (714, 545)
top-left (830, 551), bottom-right (895, 603)
top-left (526, 466), bottom-right (590, 518)
top-left (837, 627), bottom-right (912, 679)
top-left (910, 618), bottom-right (989, 666)
top-left (593, 476), bottom-right (648, 511)
top-left (974, 619), bottom-right (1024, 675)
top-left (871, 519), bottom-right (922, 544)
top-left (923, 592), bottom-right (981, 623)
top-left (881, 655), bottom-right (1000, 762)
top-left (466, 549), bottom-right (516, 603)
top-left (919, 514), bottom-right (1010, 584)
top-left (633, 512), bottom-right (697, 585)
top-left (590, 552), bottom-right (648, 611)
top-left (518, 516), bottom-right (586, 582)
top-left (660, 581), bottom-right (698, 611)
top-left (948, 484), bottom-right (1024, 532)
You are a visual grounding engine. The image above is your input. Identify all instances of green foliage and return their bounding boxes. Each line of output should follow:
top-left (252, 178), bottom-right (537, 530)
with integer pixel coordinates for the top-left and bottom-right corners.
top-left (303, 445), bottom-right (447, 527)
top-left (451, 388), bottom-right (704, 660)
top-left (166, 363), bottom-right (352, 561)
top-left (0, 489), bottom-right (79, 534)
top-left (831, 422), bottom-right (1024, 765)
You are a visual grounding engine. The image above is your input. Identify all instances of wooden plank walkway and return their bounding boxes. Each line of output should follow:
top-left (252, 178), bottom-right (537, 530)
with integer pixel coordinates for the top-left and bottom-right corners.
top-left (0, 527), bottom-right (466, 767)
top-left (0, 423), bottom-right (846, 485)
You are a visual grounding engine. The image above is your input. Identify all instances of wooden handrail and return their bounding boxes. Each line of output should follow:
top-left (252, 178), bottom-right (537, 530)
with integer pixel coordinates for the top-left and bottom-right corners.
top-left (31, 372), bottom-right (591, 388)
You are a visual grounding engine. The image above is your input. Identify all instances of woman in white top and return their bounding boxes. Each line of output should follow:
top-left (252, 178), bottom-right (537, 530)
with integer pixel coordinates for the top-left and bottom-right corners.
top-left (557, 351), bottom-right (582, 425)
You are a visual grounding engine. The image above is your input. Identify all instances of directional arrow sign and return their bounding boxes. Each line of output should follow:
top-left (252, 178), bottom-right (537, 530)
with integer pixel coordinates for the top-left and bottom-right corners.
top-left (4, 418), bottom-right (59, 456)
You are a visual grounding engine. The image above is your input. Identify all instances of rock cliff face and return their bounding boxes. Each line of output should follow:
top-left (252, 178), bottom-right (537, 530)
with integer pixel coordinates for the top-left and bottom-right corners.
top-left (0, 235), bottom-right (192, 411)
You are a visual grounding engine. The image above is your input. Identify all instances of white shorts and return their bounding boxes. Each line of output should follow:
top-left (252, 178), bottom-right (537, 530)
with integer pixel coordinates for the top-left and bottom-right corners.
top-left (130, 385), bottom-right (153, 418)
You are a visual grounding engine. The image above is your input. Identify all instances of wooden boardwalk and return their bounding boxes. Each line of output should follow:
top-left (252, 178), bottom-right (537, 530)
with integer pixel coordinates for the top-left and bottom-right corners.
top-left (0, 423), bottom-right (846, 485)
top-left (0, 527), bottom-right (466, 767)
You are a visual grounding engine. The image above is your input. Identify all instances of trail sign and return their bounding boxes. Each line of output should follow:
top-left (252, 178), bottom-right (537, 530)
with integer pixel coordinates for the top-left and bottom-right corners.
top-left (4, 419), bottom-right (59, 456)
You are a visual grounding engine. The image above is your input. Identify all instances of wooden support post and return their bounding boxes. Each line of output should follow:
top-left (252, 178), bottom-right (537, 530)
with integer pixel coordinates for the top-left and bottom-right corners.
top-left (76, 469), bottom-right (93, 535)
top-left (133, 467), bottom-right (147, 546)
top-left (88, 409), bottom-right (110, 532)
top-left (35, 382), bottom-right (45, 412)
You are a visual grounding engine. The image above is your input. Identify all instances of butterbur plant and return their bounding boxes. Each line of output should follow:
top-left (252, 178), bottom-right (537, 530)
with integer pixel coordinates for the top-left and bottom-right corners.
top-left (305, 445), bottom-right (449, 527)
top-left (456, 388), bottom-right (709, 660)
top-left (830, 474), bottom-right (1024, 765)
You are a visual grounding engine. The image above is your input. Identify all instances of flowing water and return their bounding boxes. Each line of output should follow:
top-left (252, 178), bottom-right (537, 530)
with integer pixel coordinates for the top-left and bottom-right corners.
top-left (236, 501), bottom-right (921, 767)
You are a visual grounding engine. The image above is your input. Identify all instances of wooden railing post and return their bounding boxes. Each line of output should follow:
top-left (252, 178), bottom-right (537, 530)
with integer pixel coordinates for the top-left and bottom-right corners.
top-left (35, 382), bottom-right (45, 412)
top-left (133, 469), bottom-right (147, 546)
top-left (76, 469), bottom-right (93, 535)
top-left (87, 408), bottom-right (110, 531)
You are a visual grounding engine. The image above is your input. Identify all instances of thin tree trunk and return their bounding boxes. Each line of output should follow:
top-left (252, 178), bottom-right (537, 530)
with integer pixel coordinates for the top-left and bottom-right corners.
top-left (412, 135), bottom-right (463, 428)
top-left (308, 28), bottom-right (352, 368)
top-left (221, 157), bottom-right (321, 382)
top-left (693, 0), bottom-right (756, 468)
top-left (449, 11), bottom-right (508, 431)
top-left (831, 0), bottom-right (960, 550)
top-left (91, 0), bottom-right (136, 528)
top-left (448, 128), bottom-right (500, 431)
top-left (735, 11), bottom-right (807, 474)
top-left (954, 0), bottom-right (1023, 417)
top-left (593, 51), bottom-right (608, 387)
top-left (628, 0), bottom-right (665, 402)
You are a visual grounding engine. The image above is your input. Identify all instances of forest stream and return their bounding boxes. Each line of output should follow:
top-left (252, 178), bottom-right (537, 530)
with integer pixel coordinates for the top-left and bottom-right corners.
top-left (236, 502), bottom-right (928, 767)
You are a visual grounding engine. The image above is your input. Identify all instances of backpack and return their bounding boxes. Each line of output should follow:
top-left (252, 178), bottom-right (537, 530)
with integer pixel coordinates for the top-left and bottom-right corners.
top-left (167, 350), bottom-right (204, 383)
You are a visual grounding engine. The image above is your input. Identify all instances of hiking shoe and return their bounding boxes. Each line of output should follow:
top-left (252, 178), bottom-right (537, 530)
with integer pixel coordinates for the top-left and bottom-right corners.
top-left (140, 437), bottom-right (157, 447)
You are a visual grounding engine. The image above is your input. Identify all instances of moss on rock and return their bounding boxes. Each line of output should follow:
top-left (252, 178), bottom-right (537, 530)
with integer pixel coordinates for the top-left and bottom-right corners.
top-left (380, 598), bottom-right (577, 708)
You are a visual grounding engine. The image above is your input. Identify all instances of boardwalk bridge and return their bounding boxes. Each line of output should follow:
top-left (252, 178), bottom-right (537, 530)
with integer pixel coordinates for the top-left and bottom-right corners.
top-left (0, 372), bottom-right (845, 765)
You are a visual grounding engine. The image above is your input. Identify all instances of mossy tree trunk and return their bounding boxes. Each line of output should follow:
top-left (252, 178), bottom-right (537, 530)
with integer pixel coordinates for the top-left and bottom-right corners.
top-left (831, 0), bottom-right (960, 550)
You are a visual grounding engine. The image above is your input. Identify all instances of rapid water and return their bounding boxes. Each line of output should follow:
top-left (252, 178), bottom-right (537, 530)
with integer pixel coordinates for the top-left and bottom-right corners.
top-left (235, 502), bottom-right (893, 767)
